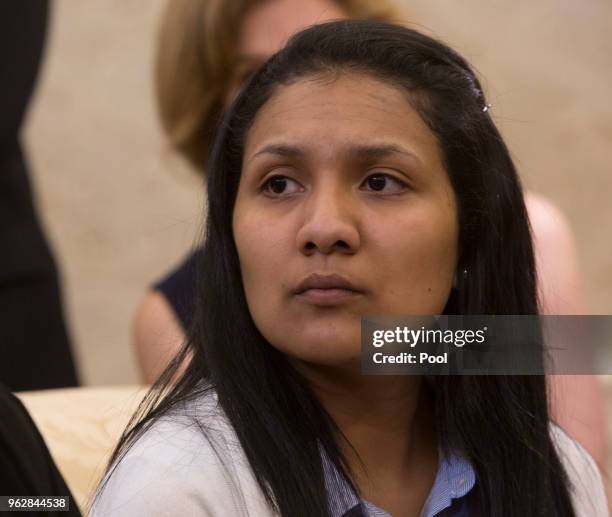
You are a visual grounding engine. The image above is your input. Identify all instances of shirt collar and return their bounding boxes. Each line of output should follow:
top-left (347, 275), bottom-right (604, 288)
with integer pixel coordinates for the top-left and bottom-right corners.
top-left (323, 446), bottom-right (476, 517)
top-left (419, 450), bottom-right (475, 517)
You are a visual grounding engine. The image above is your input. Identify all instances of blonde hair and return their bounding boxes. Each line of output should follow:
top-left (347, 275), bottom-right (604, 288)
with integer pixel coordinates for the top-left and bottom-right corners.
top-left (155, 0), bottom-right (405, 173)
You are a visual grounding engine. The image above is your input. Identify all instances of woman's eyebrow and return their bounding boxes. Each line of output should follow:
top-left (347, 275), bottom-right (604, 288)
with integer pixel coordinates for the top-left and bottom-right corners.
top-left (249, 144), bottom-right (306, 162)
top-left (348, 143), bottom-right (422, 165)
top-left (249, 143), bottom-right (421, 163)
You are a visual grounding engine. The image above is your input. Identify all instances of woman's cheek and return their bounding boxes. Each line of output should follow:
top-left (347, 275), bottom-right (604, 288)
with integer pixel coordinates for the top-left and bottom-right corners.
top-left (236, 224), bottom-right (290, 313)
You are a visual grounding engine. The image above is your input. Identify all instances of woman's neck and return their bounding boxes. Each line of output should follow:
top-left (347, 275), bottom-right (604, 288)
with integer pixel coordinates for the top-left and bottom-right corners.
top-left (300, 365), bottom-right (439, 516)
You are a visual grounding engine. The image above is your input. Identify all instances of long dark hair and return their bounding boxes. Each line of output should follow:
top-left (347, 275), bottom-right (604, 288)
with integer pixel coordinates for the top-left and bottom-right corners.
top-left (100, 21), bottom-right (575, 516)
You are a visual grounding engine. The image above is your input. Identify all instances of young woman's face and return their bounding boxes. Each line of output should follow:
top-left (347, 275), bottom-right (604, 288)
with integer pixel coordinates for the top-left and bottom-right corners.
top-left (233, 73), bottom-right (459, 367)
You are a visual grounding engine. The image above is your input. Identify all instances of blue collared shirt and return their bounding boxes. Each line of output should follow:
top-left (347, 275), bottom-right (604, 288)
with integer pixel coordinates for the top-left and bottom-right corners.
top-left (324, 449), bottom-right (476, 517)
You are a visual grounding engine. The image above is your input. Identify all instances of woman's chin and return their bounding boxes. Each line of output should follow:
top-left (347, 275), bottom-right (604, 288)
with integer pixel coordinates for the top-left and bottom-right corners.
top-left (278, 336), bottom-right (361, 368)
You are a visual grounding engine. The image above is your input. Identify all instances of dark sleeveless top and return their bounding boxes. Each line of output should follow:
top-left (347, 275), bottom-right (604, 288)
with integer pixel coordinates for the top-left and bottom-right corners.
top-left (153, 249), bottom-right (200, 331)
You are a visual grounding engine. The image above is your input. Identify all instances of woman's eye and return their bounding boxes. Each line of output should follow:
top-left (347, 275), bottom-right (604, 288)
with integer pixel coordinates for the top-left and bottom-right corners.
top-left (362, 173), bottom-right (408, 194)
top-left (261, 175), bottom-right (302, 196)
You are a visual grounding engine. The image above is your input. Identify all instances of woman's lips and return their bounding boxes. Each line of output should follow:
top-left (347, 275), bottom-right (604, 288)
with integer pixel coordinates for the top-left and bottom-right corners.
top-left (292, 273), bottom-right (365, 306)
top-left (295, 287), bottom-right (362, 306)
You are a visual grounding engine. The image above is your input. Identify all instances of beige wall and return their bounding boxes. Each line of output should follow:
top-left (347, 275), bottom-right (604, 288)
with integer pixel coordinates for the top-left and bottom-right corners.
top-left (24, 0), bottom-right (612, 385)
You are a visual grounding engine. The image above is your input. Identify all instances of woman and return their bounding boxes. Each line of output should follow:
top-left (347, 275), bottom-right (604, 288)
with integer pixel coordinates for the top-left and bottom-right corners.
top-left (135, 0), bottom-right (607, 475)
top-left (135, 0), bottom-right (403, 379)
top-left (94, 21), bottom-right (606, 516)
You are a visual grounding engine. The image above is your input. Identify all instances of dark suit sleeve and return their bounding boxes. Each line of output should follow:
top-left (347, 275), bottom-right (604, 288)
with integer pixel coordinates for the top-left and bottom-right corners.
top-left (0, 1), bottom-right (79, 391)
top-left (0, 385), bottom-right (81, 516)
top-left (0, 1), bottom-right (48, 149)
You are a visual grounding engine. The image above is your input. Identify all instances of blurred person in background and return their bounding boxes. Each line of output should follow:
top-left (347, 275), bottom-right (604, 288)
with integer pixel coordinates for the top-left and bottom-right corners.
top-left (0, 1), bottom-right (79, 391)
top-left (132, 0), bottom-right (607, 473)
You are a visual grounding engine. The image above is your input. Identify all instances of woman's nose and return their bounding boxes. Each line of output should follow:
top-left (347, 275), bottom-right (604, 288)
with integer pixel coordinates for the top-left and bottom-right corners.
top-left (295, 185), bottom-right (361, 256)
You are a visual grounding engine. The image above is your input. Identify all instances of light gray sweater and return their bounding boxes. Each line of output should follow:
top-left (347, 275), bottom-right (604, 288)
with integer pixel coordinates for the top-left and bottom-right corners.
top-left (90, 392), bottom-right (608, 516)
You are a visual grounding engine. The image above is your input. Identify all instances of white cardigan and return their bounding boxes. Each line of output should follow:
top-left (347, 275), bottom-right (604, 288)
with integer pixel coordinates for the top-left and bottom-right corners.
top-left (90, 393), bottom-right (608, 516)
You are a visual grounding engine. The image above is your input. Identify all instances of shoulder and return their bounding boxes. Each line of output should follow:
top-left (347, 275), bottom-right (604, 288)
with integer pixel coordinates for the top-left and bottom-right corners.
top-left (132, 290), bottom-right (186, 383)
top-left (550, 423), bottom-right (608, 516)
top-left (524, 191), bottom-right (586, 313)
top-left (91, 391), bottom-right (275, 517)
top-left (524, 191), bottom-right (566, 224)
top-left (524, 191), bottom-right (578, 264)
top-left (524, 191), bottom-right (577, 262)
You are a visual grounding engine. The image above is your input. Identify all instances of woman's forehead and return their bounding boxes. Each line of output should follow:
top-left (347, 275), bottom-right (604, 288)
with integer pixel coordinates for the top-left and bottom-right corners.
top-left (244, 73), bottom-right (440, 167)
